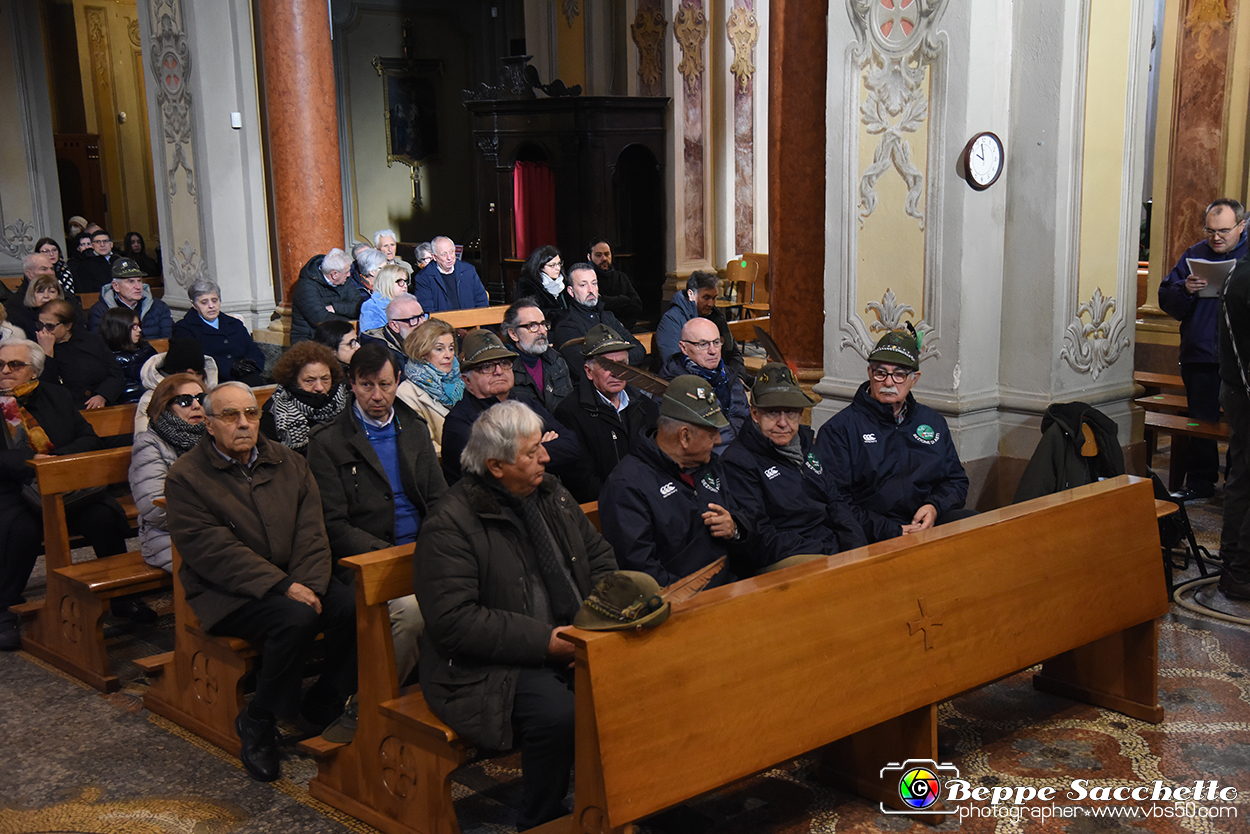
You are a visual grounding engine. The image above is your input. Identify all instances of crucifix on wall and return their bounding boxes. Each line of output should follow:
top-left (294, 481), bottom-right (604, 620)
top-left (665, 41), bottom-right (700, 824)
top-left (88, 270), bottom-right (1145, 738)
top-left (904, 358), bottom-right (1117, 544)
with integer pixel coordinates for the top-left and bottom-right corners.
top-left (373, 20), bottom-right (443, 208)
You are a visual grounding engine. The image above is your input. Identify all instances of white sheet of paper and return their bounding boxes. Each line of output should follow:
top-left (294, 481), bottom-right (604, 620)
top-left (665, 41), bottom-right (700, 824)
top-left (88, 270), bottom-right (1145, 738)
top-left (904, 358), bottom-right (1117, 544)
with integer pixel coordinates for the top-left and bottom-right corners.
top-left (1187, 258), bottom-right (1235, 298)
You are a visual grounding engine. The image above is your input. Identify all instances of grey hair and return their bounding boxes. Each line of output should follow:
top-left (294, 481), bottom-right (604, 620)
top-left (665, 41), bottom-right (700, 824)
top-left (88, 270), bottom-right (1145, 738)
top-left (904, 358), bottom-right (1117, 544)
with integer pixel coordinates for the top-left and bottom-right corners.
top-left (414, 241), bottom-right (434, 261)
top-left (321, 248), bottom-right (352, 273)
top-left (460, 399), bottom-right (544, 477)
top-left (356, 247), bottom-right (388, 276)
top-left (385, 292), bottom-right (420, 318)
top-left (187, 279), bottom-right (221, 303)
top-left (0, 338), bottom-right (46, 376)
top-left (372, 229), bottom-right (398, 247)
top-left (351, 241), bottom-right (370, 257)
top-left (431, 235), bottom-right (453, 250)
top-left (202, 380), bottom-right (257, 416)
top-left (22, 253), bottom-right (46, 274)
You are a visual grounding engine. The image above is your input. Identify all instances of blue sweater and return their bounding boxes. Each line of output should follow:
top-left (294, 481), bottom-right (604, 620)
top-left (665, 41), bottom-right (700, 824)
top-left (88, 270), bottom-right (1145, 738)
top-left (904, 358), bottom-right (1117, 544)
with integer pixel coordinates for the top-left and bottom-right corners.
top-left (360, 413), bottom-right (421, 544)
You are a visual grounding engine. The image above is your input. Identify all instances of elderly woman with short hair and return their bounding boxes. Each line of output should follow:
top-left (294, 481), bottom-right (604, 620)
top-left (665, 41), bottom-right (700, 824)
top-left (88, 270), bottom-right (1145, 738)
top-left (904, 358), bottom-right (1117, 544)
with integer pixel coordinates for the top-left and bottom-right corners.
top-left (373, 228), bottom-right (413, 273)
top-left (260, 340), bottom-right (349, 454)
top-left (358, 263), bottom-right (411, 332)
top-left (36, 298), bottom-right (125, 409)
top-left (353, 246), bottom-right (388, 298)
top-left (171, 278), bottom-right (266, 385)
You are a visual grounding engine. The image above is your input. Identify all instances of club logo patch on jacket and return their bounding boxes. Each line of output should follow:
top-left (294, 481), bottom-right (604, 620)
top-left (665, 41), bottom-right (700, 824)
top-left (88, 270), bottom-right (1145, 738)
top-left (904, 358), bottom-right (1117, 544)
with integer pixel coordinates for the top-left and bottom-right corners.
top-left (660, 482), bottom-right (677, 498)
top-left (862, 433), bottom-right (877, 443)
top-left (914, 424), bottom-right (939, 445)
top-left (805, 453), bottom-right (823, 475)
top-left (701, 473), bottom-right (721, 492)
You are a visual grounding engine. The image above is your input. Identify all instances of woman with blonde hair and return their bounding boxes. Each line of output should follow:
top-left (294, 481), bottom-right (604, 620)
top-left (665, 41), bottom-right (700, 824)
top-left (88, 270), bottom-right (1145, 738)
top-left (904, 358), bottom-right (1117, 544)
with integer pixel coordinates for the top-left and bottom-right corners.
top-left (397, 317), bottom-right (461, 452)
top-left (358, 263), bottom-right (410, 331)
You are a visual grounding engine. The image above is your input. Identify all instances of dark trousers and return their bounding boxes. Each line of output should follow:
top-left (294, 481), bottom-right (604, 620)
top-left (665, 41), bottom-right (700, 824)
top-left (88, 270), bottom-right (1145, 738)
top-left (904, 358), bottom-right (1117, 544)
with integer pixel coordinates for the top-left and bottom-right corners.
top-left (1181, 362), bottom-right (1221, 491)
top-left (937, 507), bottom-right (978, 526)
top-left (512, 666), bottom-right (575, 831)
top-left (1220, 382), bottom-right (1250, 581)
top-left (211, 576), bottom-right (357, 720)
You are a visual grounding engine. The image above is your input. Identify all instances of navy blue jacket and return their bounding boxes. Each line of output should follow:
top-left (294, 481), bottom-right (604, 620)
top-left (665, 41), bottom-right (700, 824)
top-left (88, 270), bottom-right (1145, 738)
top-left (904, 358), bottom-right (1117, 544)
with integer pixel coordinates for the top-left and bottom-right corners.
top-left (598, 431), bottom-right (754, 587)
top-left (659, 352), bottom-right (750, 451)
top-left (412, 260), bottom-right (489, 313)
top-left (87, 285), bottom-right (173, 339)
top-left (439, 390), bottom-right (581, 486)
top-left (721, 422), bottom-right (866, 570)
top-left (654, 290), bottom-right (745, 381)
top-left (551, 299), bottom-right (646, 371)
top-left (553, 374), bottom-right (658, 500)
top-left (172, 310), bottom-right (265, 379)
top-left (1158, 230), bottom-right (1249, 365)
top-left (815, 382), bottom-right (968, 543)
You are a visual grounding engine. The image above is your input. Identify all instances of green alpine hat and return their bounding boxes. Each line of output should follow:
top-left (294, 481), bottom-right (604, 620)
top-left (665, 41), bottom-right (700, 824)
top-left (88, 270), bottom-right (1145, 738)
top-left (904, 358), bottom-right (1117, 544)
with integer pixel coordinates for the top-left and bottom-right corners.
top-left (460, 328), bottom-right (517, 371)
top-left (751, 363), bottom-right (819, 409)
top-left (867, 330), bottom-right (920, 371)
top-left (582, 323), bottom-right (633, 358)
top-left (574, 571), bottom-right (671, 632)
top-left (111, 257), bottom-right (145, 279)
top-left (660, 375), bottom-right (730, 429)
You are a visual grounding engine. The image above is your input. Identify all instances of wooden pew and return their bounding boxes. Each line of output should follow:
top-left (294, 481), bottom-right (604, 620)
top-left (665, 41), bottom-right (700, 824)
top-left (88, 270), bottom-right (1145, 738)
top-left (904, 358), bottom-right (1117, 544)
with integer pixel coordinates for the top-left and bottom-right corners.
top-left (1142, 412), bottom-right (1230, 491)
top-left (435, 305), bottom-right (509, 330)
top-left (15, 448), bottom-right (171, 692)
top-left (1133, 370), bottom-right (1184, 396)
top-left (521, 475), bottom-right (1166, 832)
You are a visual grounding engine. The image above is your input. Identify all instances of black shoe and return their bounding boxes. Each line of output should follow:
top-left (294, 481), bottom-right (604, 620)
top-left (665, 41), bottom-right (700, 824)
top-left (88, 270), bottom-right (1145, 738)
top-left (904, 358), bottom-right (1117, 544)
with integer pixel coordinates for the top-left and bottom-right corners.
top-left (0, 621), bottom-right (19, 652)
top-left (110, 597), bottom-right (158, 624)
top-left (235, 708), bottom-right (281, 782)
top-left (1219, 572), bottom-right (1250, 601)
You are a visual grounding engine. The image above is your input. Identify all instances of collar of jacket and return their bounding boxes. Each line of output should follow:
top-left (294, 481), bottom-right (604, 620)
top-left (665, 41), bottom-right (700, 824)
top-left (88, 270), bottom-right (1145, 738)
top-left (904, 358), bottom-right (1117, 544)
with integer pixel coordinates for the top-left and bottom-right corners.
top-left (737, 416), bottom-right (813, 461)
top-left (633, 429), bottom-right (710, 481)
top-left (852, 380), bottom-right (915, 427)
top-left (102, 284), bottom-right (153, 316)
top-left (195, 432), bottom-right (284, 472)
top-left (461, 471), bottom-right (559, 520)
top-left (575, 373), bottom-right (633, 418)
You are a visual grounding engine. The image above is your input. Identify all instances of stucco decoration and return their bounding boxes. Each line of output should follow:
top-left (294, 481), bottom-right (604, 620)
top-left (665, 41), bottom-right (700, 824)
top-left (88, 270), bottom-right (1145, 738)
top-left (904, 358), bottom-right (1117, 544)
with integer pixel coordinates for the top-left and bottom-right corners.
top-left (1060, 288), bottom-right (1130, 380)
top-left (1, 219), bottom-right (35, 259)
top-left (726, 6), bottom-right (759, 92)
top-left (168, 239), bottom-right (210, 290)
top-left (848, 0), bottom-right (947, 229)
top-left (675, 4), bottom-right (708, 93)
top-left (631, 3), bottom-right (667, 96)
top-left (563, 0), bottom-right (580, 28)
top-left (840, 288), bottom-right (939, 362)
top-left (149, 0), bottom-right (196, 200)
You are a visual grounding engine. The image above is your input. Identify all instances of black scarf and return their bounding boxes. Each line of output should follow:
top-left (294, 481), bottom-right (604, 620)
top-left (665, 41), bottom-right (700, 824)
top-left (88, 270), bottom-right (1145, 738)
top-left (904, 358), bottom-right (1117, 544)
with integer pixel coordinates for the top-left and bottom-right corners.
top-left (150, 409), bottom-right (206, 455)
top-left (486, 478), bottom-right (581, 623)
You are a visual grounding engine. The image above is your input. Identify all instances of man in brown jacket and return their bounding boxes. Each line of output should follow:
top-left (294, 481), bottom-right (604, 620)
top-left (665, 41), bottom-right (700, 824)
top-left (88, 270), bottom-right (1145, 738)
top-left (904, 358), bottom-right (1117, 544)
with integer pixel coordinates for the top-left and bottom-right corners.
top-left (166, 381), bottom-right (356, 783)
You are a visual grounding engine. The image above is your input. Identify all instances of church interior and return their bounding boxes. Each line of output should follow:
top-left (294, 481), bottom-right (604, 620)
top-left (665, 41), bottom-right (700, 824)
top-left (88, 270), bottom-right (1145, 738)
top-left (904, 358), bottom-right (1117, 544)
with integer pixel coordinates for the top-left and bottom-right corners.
top-left (2, 0), bottom-right (1250, 831)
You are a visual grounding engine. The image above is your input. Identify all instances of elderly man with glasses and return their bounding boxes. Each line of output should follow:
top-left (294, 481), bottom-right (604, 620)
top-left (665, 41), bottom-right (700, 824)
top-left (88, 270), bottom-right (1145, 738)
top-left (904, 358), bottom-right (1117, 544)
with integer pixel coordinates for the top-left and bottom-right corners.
top-left (815, 330), bottom-right (972, 544)
top-left (502, 297), bottom-right (573, 412)
top-left (360, 292), bottom-right (428, 370)
top-left (659, 316), bottom-right (750, 452)
top-left (165, 381), bottom-right (357, 783)
top-left (1158, 198), bottom-right (1249, 502)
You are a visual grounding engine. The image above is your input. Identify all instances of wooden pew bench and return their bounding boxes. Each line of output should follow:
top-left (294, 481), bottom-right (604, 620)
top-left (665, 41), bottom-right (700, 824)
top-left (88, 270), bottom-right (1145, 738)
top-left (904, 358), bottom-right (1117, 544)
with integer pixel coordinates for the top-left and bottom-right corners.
top-left (520, 475), bottom-right (1166, 833)
top-left (15, 448), bottom-right (171, 692)
top-left (1142, 411), bottom-right (1229, 492)
top-left (1133, 370), bottom-right (1185, 397)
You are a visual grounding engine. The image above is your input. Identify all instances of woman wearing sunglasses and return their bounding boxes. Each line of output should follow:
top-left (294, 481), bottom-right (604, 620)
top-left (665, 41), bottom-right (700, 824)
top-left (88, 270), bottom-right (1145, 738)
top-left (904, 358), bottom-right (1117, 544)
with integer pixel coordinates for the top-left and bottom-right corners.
top-left (128, 373), bottom-right (206, 572)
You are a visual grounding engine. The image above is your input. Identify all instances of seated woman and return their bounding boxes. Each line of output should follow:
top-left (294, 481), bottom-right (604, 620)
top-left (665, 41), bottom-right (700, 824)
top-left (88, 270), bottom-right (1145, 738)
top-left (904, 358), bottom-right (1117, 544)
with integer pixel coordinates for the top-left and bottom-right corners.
top-left (122, 231), bottom-right (160, 277)
top-left (34, 237), bottom-right (76, 295)
top-left (36, 299), bottom-right (124, 409)
top-left (134, 337), bottom-right (218, 433)
top-left (312, 318), bottom-right (359, 377)
top-left (358, 263), bottom-right (410, 332)
top-left (516, 245), bottom-right (569, 327)
top-left (100, 307), bottom-right (156, 404)
top-left (397, 317), bottom-right (461, 453)
top-left (129, 373), bottom-right (206, 572)
top-left (0, 338), bottom-right (145, 650)
top-left (260, 340), bottom-right (349, 454)
top-left (171, 279), bottom-right (266, 385)
top-left (7, 274), bottom-right (66, 338)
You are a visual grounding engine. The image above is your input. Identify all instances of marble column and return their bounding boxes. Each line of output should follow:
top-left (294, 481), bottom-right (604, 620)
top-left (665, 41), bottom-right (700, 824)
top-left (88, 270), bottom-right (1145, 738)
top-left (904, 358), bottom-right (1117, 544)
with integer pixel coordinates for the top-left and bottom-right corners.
top-left (255, 0), bottom-right (343, 304)
top-left (767, 0), bottom-right (827, 373)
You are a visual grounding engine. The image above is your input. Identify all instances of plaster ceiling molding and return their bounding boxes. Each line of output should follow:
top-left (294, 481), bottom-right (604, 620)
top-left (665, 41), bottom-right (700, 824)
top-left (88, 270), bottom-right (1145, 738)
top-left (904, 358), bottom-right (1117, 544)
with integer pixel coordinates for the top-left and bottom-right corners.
top-left (839, 288), bottom-right (939, 361)
top-left (1, 218), bottom-right (35, 259)
top-left (726, 6), bottom-right (759, 93)
top-left (148, 0), bottom-right (197, 200)
top-left (1060, 288), bottom-right (1130, 380)
top-left (630, 4), bottom-right (667, 95)
top-left (675, 2), bottom-right (708, 95)
top-left (168, 239), bottom-right (210, 290)
top-left (563, 0), bottom-right (580, 28)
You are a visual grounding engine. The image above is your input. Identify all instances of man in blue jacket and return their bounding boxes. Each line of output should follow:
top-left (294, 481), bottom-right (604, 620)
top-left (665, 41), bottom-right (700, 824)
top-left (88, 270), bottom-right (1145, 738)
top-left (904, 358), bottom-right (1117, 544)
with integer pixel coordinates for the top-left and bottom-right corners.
top-left (815, 330), bottom-right (972, 543)
top-left (654, 271), bottom-right (745, 381)
top-left (87, 258), bottom-right (173, 338)
top-left (1158, 198), bottom-right (1248, 501)
top-left (599, 375), bottom-right (755, 588)
top-left (411, 236), bottom-right (489, 313)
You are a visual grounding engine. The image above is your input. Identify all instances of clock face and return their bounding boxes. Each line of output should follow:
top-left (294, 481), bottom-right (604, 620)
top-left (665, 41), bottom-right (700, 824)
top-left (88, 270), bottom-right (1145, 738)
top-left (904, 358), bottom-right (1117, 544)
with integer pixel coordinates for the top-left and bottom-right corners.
top-left (966, 133), bottom-right (1003, 189)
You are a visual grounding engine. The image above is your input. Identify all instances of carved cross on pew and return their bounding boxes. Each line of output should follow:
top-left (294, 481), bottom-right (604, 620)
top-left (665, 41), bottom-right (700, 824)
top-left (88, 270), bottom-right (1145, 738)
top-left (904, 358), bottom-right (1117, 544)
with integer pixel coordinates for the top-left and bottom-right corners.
top-left (908, 599), bottom-right (942, 650)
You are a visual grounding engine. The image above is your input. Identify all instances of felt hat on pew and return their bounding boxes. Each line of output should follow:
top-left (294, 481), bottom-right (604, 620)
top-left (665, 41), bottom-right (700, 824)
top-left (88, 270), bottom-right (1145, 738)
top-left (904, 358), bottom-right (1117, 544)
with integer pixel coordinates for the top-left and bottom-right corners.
top-left (111, 258), bottom-right (145, 279)
top-left (751, 363), bottom-right (819, 409)
top-left (460, 328), bottom-right (517, 371)
top-left (574, 570), bottom-right (671, 631)
top-left (159, 337), bottom-right (206, 376)
top-left (582, 324), bottom-right (634, 358)
top-left (867, 329), bottom-right (920, 371)
top-left (661, 375), bottom-right (730, 429)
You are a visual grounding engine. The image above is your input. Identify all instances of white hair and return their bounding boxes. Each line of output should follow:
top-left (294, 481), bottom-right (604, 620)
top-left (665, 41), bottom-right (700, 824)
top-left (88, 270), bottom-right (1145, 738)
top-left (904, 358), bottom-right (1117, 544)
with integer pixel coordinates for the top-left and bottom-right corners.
top-left (356, 247), bottom-right (388, 276)
top-left (187, 279), bottom-right (220, 303)
top-left (203, 381), bottom-right (257, 416)
top-left (320, 248), bottom-right (352, 273)
top-left (460, 399), bottom-right (544, 477)
top-left (372, 229), bottom-right (398, 247)
top-left (0, 338), bottom-right (45, 376)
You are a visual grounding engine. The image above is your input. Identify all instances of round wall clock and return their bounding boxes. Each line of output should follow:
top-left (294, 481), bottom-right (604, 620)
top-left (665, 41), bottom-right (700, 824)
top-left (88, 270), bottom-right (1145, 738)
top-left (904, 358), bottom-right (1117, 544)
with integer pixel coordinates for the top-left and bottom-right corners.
top-left (962, 131), bottom-right (1004, 191)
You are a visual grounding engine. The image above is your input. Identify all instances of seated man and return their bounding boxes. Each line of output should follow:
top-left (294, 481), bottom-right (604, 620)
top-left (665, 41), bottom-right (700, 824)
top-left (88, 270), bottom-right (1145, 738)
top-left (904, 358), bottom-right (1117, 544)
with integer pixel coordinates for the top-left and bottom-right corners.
top-left (554, 323), bottom-right (659, 498)
top-left (71, 228), bottom-right (115, 293)
top-left (440, 329), bottom-right (582, 488)
top-left (721, 363), bottom-right (866, 572)
top-left (411, 236), bottom-right (489, 313)
top-left (290, 249), bottom-right (362, 343)
top-left (586, 237), bottom-right (644, 330)
top-left (415, 399), bottom-right (617, 830)
top-left (599, 375), bottom-right (755, 587)
top-left (550, 263), bottom-right (646, 372)
top-left (815, 330), bottom-right (973, 543)
top-left (659, 317), bottom-right (750, 450)
top-left (307, 343), bottom-right (446, 685)
top-left (503, 296), bottom-right (573, 412)
top-left (655, 270), bottom-right (745, 381)
top-left (165, 381), bottom-right (357, 782)
top-left (87, 258), bottom-right (174, 338)
top-left (360, 293), bottom-right (427, 369)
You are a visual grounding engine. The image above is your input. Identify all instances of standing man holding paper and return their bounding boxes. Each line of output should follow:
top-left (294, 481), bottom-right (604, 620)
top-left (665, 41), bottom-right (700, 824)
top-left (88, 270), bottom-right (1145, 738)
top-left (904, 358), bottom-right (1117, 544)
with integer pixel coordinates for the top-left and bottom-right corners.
top-left (1158, 198), bottom-right (1248, 501)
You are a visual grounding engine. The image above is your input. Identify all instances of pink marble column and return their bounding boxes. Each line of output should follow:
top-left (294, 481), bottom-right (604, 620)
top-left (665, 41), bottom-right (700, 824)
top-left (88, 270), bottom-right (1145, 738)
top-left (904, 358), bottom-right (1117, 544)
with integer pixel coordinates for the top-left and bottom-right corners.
top-left (676, 0), bottom-right (708, 261)
top-left (728, 1), bottom-right (759, 253)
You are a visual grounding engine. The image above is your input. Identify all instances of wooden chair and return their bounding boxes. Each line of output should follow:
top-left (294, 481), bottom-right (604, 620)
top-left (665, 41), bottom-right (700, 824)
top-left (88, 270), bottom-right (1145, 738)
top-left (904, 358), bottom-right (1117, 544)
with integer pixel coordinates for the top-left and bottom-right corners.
top-left (715, 258), bottom-right (759, 319)
top-left (739, 252), bottom-right (770, 318)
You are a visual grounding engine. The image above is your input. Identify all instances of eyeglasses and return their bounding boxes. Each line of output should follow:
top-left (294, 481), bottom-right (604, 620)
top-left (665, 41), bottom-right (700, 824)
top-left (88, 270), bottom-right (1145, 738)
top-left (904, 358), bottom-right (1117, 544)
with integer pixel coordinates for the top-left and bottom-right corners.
top-left (870, 367), bottom-right (914, 383)
top-left (33, 321), bottom-right (63, 332)
top-left (545, 260), bottom-right (563, 270)
top-left (390, 312), bottom-right (429, 327)
top-left (0, 360), bottom-right (31, 372)
top-left (514, 320), bottom-right (549, 333)
top-left (395, 278), bottom-right (409, 286)
top-left (471, 359), bottom-right (512, 374)
top-left (344, 338), bottom-right (360, 349)
top-left (681, 338), bottom-right (723, 351)
top-left (171, 393), bottom-right (206, 408)
top-left (38, 247), bottom-right (59, 257)
top-left (1204, 221), bottom-right (1245, 238)
top-left (209, 407), bottom-right (260, 423)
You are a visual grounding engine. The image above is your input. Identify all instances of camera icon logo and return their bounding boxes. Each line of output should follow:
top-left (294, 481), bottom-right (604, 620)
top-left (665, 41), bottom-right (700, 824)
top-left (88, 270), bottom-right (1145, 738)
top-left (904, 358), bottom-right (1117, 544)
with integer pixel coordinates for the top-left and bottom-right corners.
top-left (879, 758), bottom-right (960, 815)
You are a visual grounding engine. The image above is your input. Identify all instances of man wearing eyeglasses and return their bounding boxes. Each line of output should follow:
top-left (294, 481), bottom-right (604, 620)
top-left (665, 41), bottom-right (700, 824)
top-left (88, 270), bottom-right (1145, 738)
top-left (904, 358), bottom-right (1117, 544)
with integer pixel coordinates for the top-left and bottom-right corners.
top-left (502, 297), bottom-right (573, 412)
top-left (360, 293), bottom-right (427, 370)
top-left (1158, 198), bottom-right (1248, 502)
top-left (659, 317), bottom-right (750, 451)
top-left (411, 235), bottom-right (489, 313)
top-left (166, 381), bottom-right (358, 782)
top-left (815, 330), bottom-right (971, 544)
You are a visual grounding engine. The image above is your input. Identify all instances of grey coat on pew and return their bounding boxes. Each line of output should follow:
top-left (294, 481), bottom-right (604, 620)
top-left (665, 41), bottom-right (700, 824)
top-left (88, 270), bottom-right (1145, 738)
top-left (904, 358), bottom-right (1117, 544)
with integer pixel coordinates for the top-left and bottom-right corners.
top-left (414, 472), bottom-right (617, 751)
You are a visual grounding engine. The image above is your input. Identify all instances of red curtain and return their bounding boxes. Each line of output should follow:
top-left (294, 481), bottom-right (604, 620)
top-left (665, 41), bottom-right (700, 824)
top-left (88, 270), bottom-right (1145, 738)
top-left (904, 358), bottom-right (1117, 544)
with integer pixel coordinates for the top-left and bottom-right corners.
top-left (513, 161), bottom-right (557, 258)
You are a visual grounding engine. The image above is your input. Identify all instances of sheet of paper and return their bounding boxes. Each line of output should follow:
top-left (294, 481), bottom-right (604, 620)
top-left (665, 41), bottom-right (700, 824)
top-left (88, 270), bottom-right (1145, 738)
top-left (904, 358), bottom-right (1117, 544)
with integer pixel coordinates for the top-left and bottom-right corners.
top-left (1187, 258), bottom-right (1235, 298)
